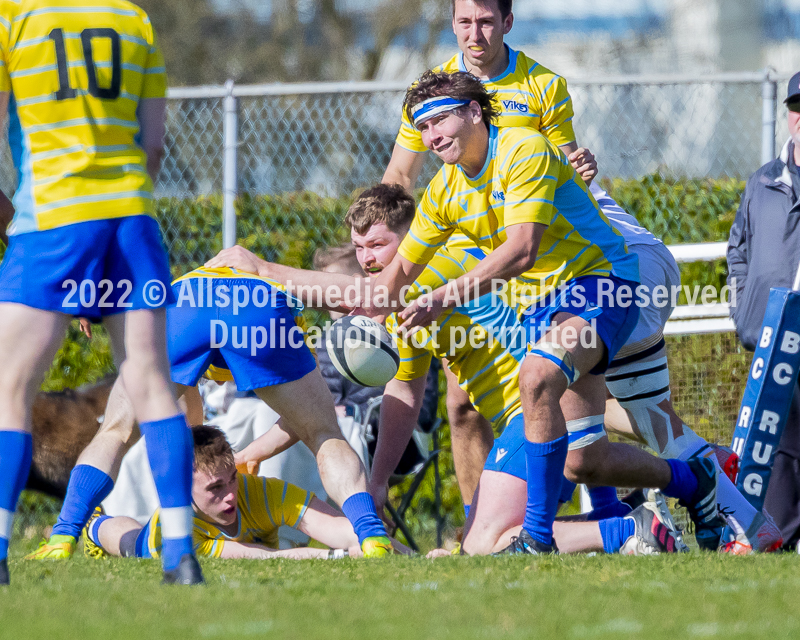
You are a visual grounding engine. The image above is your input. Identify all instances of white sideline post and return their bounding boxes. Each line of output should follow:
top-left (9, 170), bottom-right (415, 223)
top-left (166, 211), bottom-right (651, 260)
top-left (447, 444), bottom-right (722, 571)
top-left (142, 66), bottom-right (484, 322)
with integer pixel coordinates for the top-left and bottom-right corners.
top-left (762, 67), bottom-right (777, 166)
top-left (222, 79), bottom-right (238, 249)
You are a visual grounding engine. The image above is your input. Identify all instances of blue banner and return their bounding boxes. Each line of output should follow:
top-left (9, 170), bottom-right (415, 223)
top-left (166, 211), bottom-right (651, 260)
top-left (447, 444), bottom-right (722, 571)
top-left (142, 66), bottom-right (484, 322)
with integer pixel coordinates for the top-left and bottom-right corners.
top-left (731, 288), bottom-right (800, 511)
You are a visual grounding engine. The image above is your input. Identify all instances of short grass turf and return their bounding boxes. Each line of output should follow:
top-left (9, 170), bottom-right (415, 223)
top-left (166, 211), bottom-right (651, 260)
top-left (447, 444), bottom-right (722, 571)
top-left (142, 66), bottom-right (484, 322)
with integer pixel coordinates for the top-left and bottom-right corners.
top-left (3, 553), bottom-right (799, 640)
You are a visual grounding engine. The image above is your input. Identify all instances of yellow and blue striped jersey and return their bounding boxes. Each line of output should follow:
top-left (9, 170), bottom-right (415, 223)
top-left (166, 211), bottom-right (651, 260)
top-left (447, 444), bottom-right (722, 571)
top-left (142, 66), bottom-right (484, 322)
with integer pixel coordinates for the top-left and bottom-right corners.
top-left (385, 245), bottom-right (526, 430)
top-left (0, 0), bottom-right (167, 235)
top-left (398, 126), bottom-right (639, 308)
top-left (395, 46), bottom-right (575, 154)
top-left (171, 266), bottom-right (311, 383)
top-left (145, 474), bottom-right (313, 559)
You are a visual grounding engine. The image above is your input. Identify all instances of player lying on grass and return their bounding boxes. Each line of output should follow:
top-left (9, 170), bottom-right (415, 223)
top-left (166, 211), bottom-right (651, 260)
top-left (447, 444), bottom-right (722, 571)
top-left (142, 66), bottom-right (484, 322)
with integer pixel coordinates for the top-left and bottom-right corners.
top-left (28, 267), bottom-right (395, 561)
top-left (210, 184), bottom-right (683, 556)
top-left (83, 425), bottom-right (411, 560)
top-left (359, 71), bottom-right (725, 553)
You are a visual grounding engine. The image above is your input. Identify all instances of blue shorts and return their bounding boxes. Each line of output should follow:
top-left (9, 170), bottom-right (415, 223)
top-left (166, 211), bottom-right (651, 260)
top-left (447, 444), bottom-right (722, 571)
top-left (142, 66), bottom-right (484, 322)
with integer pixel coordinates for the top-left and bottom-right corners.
top-left (521, 275), bottom-right (640, 375)
top-left (483, 415), bottom-right (578, 503)
top-left (0, 216), bottom-right (174, 319)
top-left (167, 277), bottom-right (317, 391)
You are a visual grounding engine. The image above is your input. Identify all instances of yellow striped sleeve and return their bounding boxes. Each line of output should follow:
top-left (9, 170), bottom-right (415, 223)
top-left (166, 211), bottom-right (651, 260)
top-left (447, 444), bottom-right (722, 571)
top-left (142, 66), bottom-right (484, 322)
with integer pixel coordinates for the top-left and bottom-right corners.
top-left (264, 477), bottom-right (313, 528)
top-left (140, 24), bottom-right (166, 98)
top-left (538, 74), bottom-right (575, 148)
top-left (397, 179), bottom-right (453, 265)
top-left (500, 131), bottom-right (561, 227)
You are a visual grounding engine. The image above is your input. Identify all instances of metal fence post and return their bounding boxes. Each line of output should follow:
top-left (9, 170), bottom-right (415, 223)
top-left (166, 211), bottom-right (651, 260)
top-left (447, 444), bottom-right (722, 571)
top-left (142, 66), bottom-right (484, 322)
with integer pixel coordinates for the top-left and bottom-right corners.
top-left (762, 67), bottom-right (777, 165)
top-left (222, 79), bottom-right (238, 249)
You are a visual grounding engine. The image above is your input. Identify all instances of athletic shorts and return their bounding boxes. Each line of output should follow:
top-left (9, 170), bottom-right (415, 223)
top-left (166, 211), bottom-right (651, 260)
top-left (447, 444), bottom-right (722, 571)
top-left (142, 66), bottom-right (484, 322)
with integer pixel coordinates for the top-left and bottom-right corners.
top-left (521, 275), bottom-right (640, 375)
top-left (0, 216), bottom-right (174, 319)
top-left (614, 242), bottom-right (680, 359)
top-left (483, 415), bottom-right (579, 502)
top-left (167, 276), bottom-right (317, 391)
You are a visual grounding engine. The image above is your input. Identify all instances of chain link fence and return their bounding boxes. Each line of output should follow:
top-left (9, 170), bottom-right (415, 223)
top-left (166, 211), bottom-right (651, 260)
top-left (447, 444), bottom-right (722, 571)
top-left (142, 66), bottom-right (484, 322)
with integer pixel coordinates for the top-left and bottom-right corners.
top-left (3, 71), bottom-right (789, 549)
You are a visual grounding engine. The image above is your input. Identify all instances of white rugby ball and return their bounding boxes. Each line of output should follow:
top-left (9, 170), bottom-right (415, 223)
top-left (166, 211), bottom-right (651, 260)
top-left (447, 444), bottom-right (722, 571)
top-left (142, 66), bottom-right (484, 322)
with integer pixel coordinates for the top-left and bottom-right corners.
top-left (326, 316), bottom-right (400, 387)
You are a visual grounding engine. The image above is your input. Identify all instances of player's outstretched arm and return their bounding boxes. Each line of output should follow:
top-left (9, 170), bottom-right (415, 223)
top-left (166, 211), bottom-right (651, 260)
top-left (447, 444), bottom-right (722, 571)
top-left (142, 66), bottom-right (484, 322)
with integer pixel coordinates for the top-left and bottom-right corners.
top-left (234, 419), bottom-right (300, 474)
top-left (398, 222), bottom-right (544, 330)
top-left (297, 496), bottom-right (413, 556)
top-left (382, 144), bottom-right (427, 192)
top-left (368, 376), bottom-right (427, 511)
top-left (218, 540), bottom-right (330, 560)
top-left (205, 246), bottom-right (365, 312)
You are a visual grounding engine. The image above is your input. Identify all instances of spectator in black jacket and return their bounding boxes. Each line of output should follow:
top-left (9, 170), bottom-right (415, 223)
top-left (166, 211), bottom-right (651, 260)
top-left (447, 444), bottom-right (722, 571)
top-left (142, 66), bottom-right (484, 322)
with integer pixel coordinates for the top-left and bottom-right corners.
top-left (727, 70), bottom-right (800, 549)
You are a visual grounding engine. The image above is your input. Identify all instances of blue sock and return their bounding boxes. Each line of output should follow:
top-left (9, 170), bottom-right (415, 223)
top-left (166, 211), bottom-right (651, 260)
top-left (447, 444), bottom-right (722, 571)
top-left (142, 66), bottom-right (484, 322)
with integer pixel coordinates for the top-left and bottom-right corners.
top-left (559, 478), bottom-right (577, 504)
top-left (51, 465), bottom-right (114, 539)
top-left (0, 431), bottom-right (33, 560)
top-left (599, 516), bottom-right (636, 554)
top-left (139, 415), bottom-right (194, 571)
top-left (588, 486), bottom-right (619, 509)
top-left (464, 504), bottom-right (471, 519)
top-left (341, 492), bottom-right (387, 545)
top-left (522, 434), bottom-right (568, 546)
top-left (662, 459), bottom-right (698, 504)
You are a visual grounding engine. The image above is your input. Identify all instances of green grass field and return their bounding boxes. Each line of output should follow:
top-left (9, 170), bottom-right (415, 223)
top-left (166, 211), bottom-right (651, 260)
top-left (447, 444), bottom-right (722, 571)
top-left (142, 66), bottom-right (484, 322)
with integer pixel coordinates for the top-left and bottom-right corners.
top-left (4, 552), bottom-right (800, 640)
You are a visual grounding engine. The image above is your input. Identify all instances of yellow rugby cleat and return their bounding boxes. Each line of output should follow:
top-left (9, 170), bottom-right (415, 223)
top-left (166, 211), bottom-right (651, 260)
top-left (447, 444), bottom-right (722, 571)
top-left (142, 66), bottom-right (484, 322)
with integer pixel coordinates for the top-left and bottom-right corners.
top-left (24, 535), bottom-right (76, 560)
top-left (361, 536), bottom-right (393, 558)
top-left (83, 507), bottom-right (107, 559)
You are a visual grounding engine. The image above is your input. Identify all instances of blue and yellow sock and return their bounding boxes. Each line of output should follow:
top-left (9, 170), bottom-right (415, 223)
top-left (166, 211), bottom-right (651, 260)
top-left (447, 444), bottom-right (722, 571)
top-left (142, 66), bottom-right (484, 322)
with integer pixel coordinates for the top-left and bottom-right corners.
top-left (522, 434), bottom-right (568, 546)
top-left (662, 459), bottom-right (699, 504)
top-left (85, 513), bottom-right (112, 549)
top-left (341, 493), bottom-right (387, 545)
top-left (139, 415), bottom-right (194, 571)
top-left (52, 465), bottom-right (114, 539)
top-left (0, 431), bottom-right (33, 560)
top-left (598, 516), bottom-right (637, 554)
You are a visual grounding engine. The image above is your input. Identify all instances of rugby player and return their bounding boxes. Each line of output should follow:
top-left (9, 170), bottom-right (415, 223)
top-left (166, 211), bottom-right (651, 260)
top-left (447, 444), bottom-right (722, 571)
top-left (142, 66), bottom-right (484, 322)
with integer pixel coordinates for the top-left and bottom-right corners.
top-left (383, 0), bottom-right (597, 511)
top-left (357, 71), bottom-right (724, 553)
top-left (27, 267), bottom-right (394, 561)
top-left (83, 425), bottom-right (410, 561)
top-left (209, 184), bottom-right (683, 556)
top-left (0, 0), bottom-right (202, 584)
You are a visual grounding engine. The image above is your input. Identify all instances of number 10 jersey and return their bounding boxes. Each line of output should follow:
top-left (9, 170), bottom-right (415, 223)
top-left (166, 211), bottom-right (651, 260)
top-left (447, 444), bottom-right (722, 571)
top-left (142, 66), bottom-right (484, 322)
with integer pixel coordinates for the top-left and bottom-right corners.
top-left (0, 0), bottom-right (167, 236)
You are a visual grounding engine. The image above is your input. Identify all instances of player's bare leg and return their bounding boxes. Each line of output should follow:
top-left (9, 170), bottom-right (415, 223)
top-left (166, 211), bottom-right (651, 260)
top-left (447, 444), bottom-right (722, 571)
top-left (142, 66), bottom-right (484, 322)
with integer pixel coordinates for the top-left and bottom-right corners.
top-left (0, 304), bottom-right (71, 582)
top-left (253, 368), bottom-right (391, 556)
top-left (103, 310), bottom-right (201, 583)
top-left (443, 363), bottom-right (494, 514)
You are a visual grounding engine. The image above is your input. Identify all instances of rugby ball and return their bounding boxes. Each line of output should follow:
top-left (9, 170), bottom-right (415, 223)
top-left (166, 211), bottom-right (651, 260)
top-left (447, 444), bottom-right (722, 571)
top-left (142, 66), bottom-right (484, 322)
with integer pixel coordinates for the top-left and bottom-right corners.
top-left (326, 316), bottom-right (400, 387)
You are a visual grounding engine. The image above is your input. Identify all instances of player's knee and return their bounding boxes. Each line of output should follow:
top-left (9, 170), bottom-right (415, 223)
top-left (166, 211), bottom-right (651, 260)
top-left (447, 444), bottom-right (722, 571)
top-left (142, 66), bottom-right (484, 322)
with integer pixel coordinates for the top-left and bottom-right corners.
top-left (519, 358), bottom-right (563, 405)
top-left (564, 449), bottom-right (603, 484)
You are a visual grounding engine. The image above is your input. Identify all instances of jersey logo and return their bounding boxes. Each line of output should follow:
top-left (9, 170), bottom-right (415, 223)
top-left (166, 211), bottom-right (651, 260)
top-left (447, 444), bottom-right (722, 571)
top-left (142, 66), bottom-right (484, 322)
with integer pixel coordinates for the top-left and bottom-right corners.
top-left (495, 448), bottom-right (508, 462)
top-left (459, 199), bottom-right (469, 212)
top-left (501, 99), bottom-right (529, 114)
top-left (491, 190), bottom-right (505, 201)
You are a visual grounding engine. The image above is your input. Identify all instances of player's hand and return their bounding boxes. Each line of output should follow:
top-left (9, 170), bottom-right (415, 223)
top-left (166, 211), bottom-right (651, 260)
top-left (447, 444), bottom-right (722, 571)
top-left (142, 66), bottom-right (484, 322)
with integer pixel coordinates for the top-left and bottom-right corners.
top-left (426, 548), bottom-right (452, 559)
top-left (234, 451), bottom-right (261, 475)
top-left (568, 147), bottom-right (597, 186)
top-left (398, 289), bottom-right (444, 330)
top-left (205, 245), bottom-right (265, 275)
top-left (78, 318), bottom-right (93, 339)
